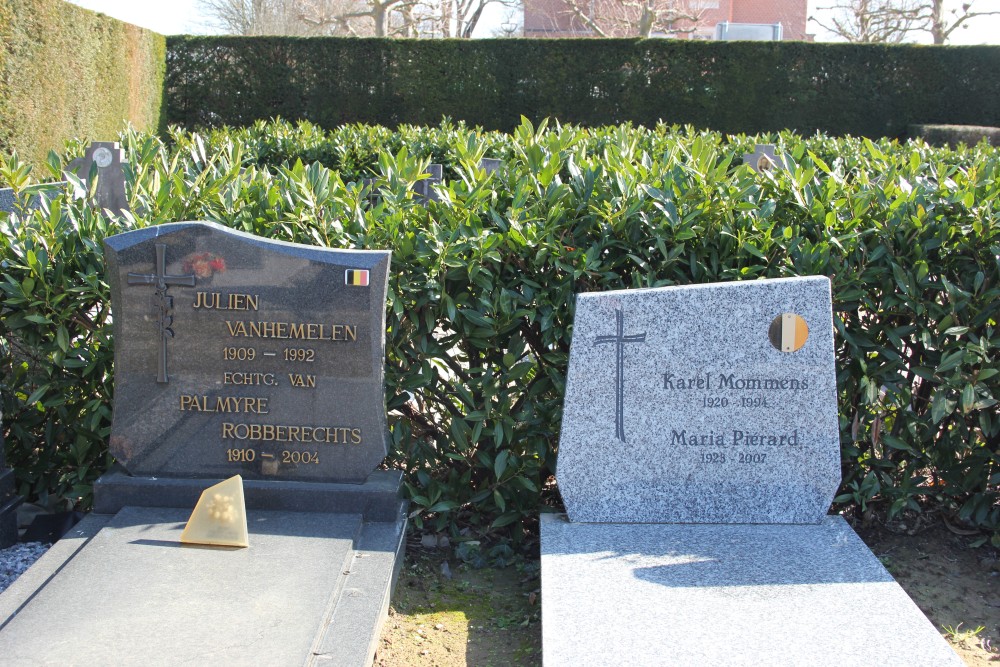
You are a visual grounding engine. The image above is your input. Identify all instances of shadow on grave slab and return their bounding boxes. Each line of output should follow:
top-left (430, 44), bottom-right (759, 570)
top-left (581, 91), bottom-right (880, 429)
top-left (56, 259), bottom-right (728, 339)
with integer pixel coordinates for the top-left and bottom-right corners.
top-left (541, 514), bottom-right (896, 587)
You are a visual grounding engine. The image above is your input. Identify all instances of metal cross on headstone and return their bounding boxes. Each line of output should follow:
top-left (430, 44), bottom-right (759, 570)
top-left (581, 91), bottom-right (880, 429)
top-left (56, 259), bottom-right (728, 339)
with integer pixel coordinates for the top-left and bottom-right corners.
top-left (594, 308), bottom-right (646, 442)
top-left (127, 243), bottom-right (195, 383)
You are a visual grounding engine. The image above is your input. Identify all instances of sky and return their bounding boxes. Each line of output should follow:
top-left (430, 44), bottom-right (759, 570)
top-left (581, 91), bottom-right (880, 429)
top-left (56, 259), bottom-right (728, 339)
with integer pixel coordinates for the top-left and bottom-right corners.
top-left (65, 0), bottom-right (1000, 43)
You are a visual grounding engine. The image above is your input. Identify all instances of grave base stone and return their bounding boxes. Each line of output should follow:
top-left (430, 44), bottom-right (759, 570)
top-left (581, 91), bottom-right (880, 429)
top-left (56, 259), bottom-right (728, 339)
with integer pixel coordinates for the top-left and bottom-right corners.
top-left (541, 514), bottom-right (962, 666)
top-left (0, 504), bottom-right (406, 665)
top-left (94, 466), bottom-right (405, 521)
top-left (0, 407), bottom-right (22, 549)
top-left (0, 470), bottom-right (19, 549)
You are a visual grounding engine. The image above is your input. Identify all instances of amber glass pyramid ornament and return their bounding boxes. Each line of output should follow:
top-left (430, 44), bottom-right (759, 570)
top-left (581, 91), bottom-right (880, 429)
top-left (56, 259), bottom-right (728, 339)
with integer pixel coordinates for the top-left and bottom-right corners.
top-left (180, 475), bottom-right (249, 548)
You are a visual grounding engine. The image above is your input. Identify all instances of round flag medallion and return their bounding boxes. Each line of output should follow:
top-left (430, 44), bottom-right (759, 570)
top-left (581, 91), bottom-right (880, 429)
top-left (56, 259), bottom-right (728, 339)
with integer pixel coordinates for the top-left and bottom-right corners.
top-left (769, 313), bottom-right (808, 352)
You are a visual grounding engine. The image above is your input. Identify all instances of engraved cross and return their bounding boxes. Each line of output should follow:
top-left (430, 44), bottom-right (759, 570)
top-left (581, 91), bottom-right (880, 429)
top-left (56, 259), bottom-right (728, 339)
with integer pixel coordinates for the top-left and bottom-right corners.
top-left (594, 308), bottom-right (646, 443)
top-left (127, 243), bottom-right (195, 384)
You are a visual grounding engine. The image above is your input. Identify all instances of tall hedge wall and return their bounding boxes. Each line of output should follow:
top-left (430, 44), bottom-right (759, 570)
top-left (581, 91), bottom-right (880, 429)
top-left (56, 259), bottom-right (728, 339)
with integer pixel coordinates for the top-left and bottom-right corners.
top-left (0, 0), bottom-right (165, 169)
top-left (166, 38), bottom-right (1000, 138)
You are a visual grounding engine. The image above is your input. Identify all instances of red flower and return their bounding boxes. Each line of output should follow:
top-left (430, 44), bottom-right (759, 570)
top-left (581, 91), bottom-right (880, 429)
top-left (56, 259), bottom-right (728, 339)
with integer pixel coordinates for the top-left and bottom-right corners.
top-left (182, 251), bottom-right (226, 278)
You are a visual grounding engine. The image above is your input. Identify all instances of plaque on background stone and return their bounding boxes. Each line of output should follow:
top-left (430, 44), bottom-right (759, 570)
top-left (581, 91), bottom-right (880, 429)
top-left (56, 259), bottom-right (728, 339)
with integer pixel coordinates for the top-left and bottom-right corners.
top-left (557, 276), bottom-right (840, 524)
top-left (744, 143), bottom-right (786, 174)
top-left (103, 221), bottom-right (391, 483)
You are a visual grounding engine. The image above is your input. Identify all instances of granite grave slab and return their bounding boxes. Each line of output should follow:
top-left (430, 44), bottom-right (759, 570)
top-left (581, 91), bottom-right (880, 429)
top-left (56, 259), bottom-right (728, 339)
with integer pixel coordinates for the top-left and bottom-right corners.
top-left (542, 514), bottom-right (963, 666)
top-left (0, 221), bottom-right (406, 665)
top-left (0, 506), bottom-right (405, 666)
top-left (542, 277), bottom-right (961, 665)
top-left (558, 276), bottom-right (840, 523)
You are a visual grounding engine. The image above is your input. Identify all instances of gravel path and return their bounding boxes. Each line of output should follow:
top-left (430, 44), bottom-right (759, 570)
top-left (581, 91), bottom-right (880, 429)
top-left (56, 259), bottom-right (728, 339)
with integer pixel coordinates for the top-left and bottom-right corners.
top-left (0, 543), bottom-right (49, 595)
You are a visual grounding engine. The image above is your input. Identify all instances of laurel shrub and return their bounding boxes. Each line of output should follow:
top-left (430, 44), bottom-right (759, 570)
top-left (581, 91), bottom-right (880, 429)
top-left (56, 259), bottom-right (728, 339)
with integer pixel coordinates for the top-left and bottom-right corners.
top-left (1, 119), bottom-right (997, 543)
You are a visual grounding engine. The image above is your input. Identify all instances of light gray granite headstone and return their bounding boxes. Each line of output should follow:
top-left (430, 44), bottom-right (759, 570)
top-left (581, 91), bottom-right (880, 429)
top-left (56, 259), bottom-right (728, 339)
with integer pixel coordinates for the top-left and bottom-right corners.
top-left (0, 183), bottom-right (68, 215)
top-left (558, 277), bottom-right (840, 524)
top-left (0, 189), bottom-right (13, 214)
top-left (1, 141), bottom-right (127, 217)
top-left (413, 163), bottom-right (443, 202)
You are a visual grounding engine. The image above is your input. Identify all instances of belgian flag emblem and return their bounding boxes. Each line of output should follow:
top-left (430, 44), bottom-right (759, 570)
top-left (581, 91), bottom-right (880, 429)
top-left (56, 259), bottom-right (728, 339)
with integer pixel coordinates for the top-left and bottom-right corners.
top-left (345, 269), bottom-right (369, 287)
top-left (769, 313), bottom-right (808, 353)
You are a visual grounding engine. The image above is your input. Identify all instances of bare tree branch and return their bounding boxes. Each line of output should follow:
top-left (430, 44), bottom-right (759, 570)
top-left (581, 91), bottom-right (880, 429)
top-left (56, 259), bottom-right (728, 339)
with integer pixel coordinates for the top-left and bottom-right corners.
top-left (811, 0), bottom-right (1000, 44)
top-left (201, 0), bottom-right (513, 38)
top-left (525, 0), bottom-right (710, 38)
top-left (925, 0), bottom-right (1000, 44)
top-left (811, 0), bottom-right (925, 42)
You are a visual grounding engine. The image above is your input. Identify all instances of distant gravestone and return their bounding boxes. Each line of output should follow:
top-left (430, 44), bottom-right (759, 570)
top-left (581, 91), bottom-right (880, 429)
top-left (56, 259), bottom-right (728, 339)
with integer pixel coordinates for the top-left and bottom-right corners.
top-left (0, 405), bottom-right (22, 548)
top-left (479, 158), bottom-right (502, 174)
top-left (558, 277), bottom-right (840, 523)
top-left (0, 182), bottom-right (71, 215)
top-left (413, 163), bottom-right (443, 202)
top-left (744, 143), bottom-right (784, 174)
top-left (65, 141), bottom-right (129, 215)
top-left (0, 141), bottom-right (129, 216)
top-left (102, 221), bottom-right (390, 483)
top-left (542, 277), bottom-right (963, 666)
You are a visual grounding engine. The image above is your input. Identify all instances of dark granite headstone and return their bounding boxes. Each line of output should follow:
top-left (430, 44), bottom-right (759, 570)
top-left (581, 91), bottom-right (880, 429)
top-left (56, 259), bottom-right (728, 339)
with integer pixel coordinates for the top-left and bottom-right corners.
top-left (103, 221), bottom-right (390, 483)
top-left (65, 141), bottom-right (129, 215)
top-left (0, 222), bottom-right (407, 665)
top-left (413, 163), bottom-right (443, 202)
top-left (0, 406), bottom-right (23, 548)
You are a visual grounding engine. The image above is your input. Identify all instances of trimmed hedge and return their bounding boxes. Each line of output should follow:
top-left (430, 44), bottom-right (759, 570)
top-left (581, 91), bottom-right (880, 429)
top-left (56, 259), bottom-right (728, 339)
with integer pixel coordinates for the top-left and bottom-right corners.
top-left (910, 124), bottom-right (1000, 149)
top-left (1, 121), bottom-right (998, 542)
top-left (0, 0), bottom-right (165, 171)
top-left (166, 38), bottom-right (1000, 138)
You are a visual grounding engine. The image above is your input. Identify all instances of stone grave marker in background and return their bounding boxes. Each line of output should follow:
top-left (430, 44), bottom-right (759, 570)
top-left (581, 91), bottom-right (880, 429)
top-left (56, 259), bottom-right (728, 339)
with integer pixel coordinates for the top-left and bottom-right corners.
top-left (0, 221), bottom-right (406, 665)
top-left (744, 143), bottom-right (785, 174)
top-left (65, 141), bottom-right (130, 215)
top-left (479, 158), bottom-right (502, 174)
top-left (0, 406), bottom-right (22, 549)
top-left (542, 277), bottom-right (963, 666)
top-left (0, 141), bottom-right (129, 216)
top-left (413, 162), bottom-right (443, 202)
top-left (0, 182), bottom-right (71, 215)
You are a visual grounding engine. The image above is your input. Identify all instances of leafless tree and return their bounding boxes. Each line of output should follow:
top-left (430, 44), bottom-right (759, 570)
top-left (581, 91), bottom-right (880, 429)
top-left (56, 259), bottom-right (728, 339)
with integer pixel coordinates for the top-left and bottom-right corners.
top-left (200, 0), bottom-right (516, 37)
top-left (923, 0), bottom-right (1000, 44)
top-left (811, 0), bottom-right (1000, 43)
top-left (491, 6), bottom-right (524, 36)
top-left (198, 0), bottom-right (359, 36)
top-left (526, 0), bottom-right (710, 38)
top-left (811, 0), bottom-right (924, 42)
top-left (299, 0), bottom-right (416, 36)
